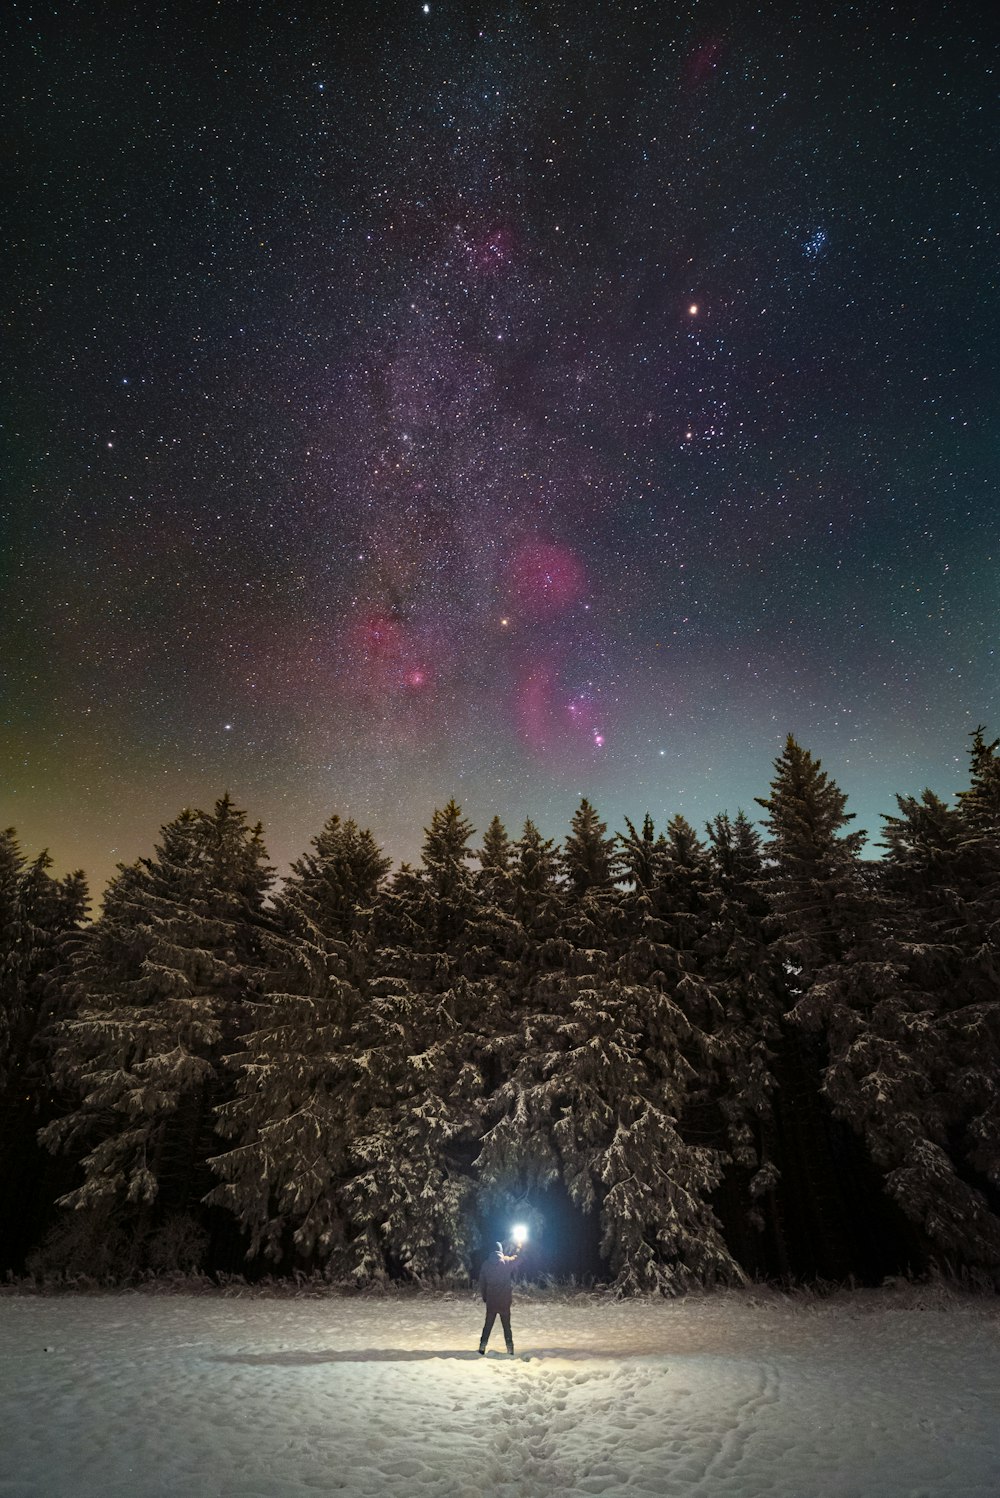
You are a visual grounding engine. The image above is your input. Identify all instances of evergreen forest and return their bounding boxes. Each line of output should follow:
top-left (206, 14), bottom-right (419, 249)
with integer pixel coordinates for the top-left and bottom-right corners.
top-left (2, 732), bottom-right (998, 1292)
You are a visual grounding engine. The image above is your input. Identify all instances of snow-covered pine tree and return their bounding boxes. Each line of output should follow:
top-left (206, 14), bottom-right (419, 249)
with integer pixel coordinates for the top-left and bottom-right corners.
top-left (757, 737), bottom-right (952, 1278)
top-left (0, 832), bottom-right (88, 1271)
top-left (755, 736), bottom-right (867, 972)
top-left (607, 812), bottom-right (744, 1290)
top-left (618, 813), bottom-right (664, 895)
top-left (619, 812), bottom-right (727, 1116)
top-left (704, 811), bottom-right (785, 1272)
top-left (943, 730), bottom-right (1000, 1216)
top-left (618, 812), bottom-right (721, 1099)
top-left (510, 818), bottom-right (563, 936)
top-left (875, 738), bottom-right (1000, 1274)
top-left (477, 815), bottom-right (513, 906)
top-left (482, 800), bottom-right (742, 1293)
top-left (643, 809), bottom-right (787, 1275)
top-left (557, 796), bottom-right (624, 1000)
top-left (476, 820), bottom-right (577, 1228)
top-left (206, 816), bottom-right (391, 1269)
top-left (561, 797), bottom-right (619, 900)
top-left (469, 813), bottom-right (523, 1069)
top-left (0, 832), bottom-right (88, 1092)
top-left (462, 815), bottom-right (549, 1245)
top-left (474, 818), bottom-right (567, 1227)
top-left (559, 962), bottom-right (734, 1294)
top-left (649, 814), bottom-right (720, 1002)
top-left (283, 814), bottom-right (391, 947)
top-left (40, 796), bottom-right (273, 1271)
top-left (345, 801), bottom-right (485, 1282)
top-left (752, 737), bottom-right (879, 1276)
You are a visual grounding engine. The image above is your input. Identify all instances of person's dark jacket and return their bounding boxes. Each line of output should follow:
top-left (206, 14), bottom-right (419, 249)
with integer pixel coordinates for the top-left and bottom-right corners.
top-left (479, 1244), bottom-right (518, 1311)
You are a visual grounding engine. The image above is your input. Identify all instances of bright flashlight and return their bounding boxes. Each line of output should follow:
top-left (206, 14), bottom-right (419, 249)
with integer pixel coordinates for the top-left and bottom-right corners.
top-left (512, 1224), bottom-right (528, 1247)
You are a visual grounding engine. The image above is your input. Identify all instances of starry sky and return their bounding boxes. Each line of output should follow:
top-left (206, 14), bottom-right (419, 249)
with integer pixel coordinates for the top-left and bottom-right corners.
top-left (4, 0), bottom-right (998, 898)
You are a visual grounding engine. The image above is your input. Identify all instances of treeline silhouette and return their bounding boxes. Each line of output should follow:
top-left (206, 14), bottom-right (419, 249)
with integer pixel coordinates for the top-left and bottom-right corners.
top-left (2, 732), bottom-right (998, 1289)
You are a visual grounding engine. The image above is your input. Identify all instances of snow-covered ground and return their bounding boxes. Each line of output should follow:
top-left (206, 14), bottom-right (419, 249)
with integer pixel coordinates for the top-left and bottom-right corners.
top-left (2, 1286), bottom-right (998, 1497)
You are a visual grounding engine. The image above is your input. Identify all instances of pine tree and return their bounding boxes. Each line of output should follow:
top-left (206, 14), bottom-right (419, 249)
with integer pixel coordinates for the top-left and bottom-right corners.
top-left (481, 803), bottom-right (743, 1293)
top-left (938, 732), bottom-right (1000, 1212)
top-left (475, 822), bottom-right (567, 1222)
top-left (0, 832), bottom-right (88, 1271)
top-left (40, 796), bottom-right (273, 1270)
top-left (510, 819), bottom-right (563, 935)
top-left (875, 738), bottom-right (1000, 1272)
top-left (757, 738), bottom-right (965, 1277)
top-left (472, 818), bottom-right (567, 1239)
top-left (656, 815), bottom-right (719, 972)
top-left (619, 813), bottom-right (664, 893)
top-left (206, 816), bottom-right (391, 1267)
top-left (1, 833), bottom-right (88, 1091)
top-left (958, 726), bottom-right (1000, 837)
top-left (345, 802), bottom-right (484, 1281)
top-left (609, 812), bottom-right (743, 1290)
top-left (284, 814), bottom-right (391, 945)
top-left (754, 738), bottom-right (881, 1276)
top-left (624, 809), bottom-right (785, 1275)
top-left (755, 736), bottom-right (867, 975)
top-left (470, 814), bottom-right (523, 1048)
top-left (562, 798), bottom-right (619, 898)
top-left (477, 815), bottom-right (513, 905)
top-left (206, 910), bottom-right (363, 1266)
top-left (704, 811), bottom-right (785, 1270)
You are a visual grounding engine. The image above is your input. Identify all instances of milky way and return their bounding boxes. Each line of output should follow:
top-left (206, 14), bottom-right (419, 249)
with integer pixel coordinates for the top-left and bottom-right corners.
top-left (4, 1), bottom-right (997, 895)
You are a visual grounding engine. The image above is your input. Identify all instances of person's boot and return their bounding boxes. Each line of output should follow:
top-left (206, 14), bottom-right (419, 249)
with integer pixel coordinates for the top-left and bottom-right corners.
top-left (506, 1340), bottom-right (514, 1356)
top-left (478, 1342), bottom-right (487, 1355)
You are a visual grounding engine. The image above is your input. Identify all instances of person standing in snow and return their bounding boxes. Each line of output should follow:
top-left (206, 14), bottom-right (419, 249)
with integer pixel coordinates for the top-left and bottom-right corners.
top-left (478, 1241), bottom-right (520, 1356)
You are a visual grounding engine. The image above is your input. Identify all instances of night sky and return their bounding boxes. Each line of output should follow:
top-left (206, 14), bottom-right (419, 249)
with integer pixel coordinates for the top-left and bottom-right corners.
top-left (4, 1), bottom-right (997, 898)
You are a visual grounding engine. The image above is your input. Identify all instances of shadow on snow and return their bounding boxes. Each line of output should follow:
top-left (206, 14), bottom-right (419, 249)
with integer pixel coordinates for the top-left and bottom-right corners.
top-left (208, 1348), bottom-right (634, 1365)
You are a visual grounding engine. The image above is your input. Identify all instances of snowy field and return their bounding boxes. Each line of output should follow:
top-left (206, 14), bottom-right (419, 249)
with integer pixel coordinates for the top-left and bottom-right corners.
top-left (1, 1287), bottom-right (998, 1498)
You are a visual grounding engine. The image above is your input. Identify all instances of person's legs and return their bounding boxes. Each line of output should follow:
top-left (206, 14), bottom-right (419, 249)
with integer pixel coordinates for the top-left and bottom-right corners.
top-left (479, 1308), bottom-right (497, 1353)
top-left (500, 1308), bottom-right (513, 1354)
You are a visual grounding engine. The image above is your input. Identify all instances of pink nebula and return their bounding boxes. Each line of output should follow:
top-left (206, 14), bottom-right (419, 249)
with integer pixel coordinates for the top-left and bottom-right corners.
top-left (684, 37), bottom-right (724, 87)
top-left (516, 665), bottom-right (608, 760)
top-left (355, 611), bottom-right (403, 656)
top-left (344, 611), bottom-right (435, 698)
top-left (509, 541), bottom-right (586, 617)
top-left (516, 663), bottom-right (557, 752)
